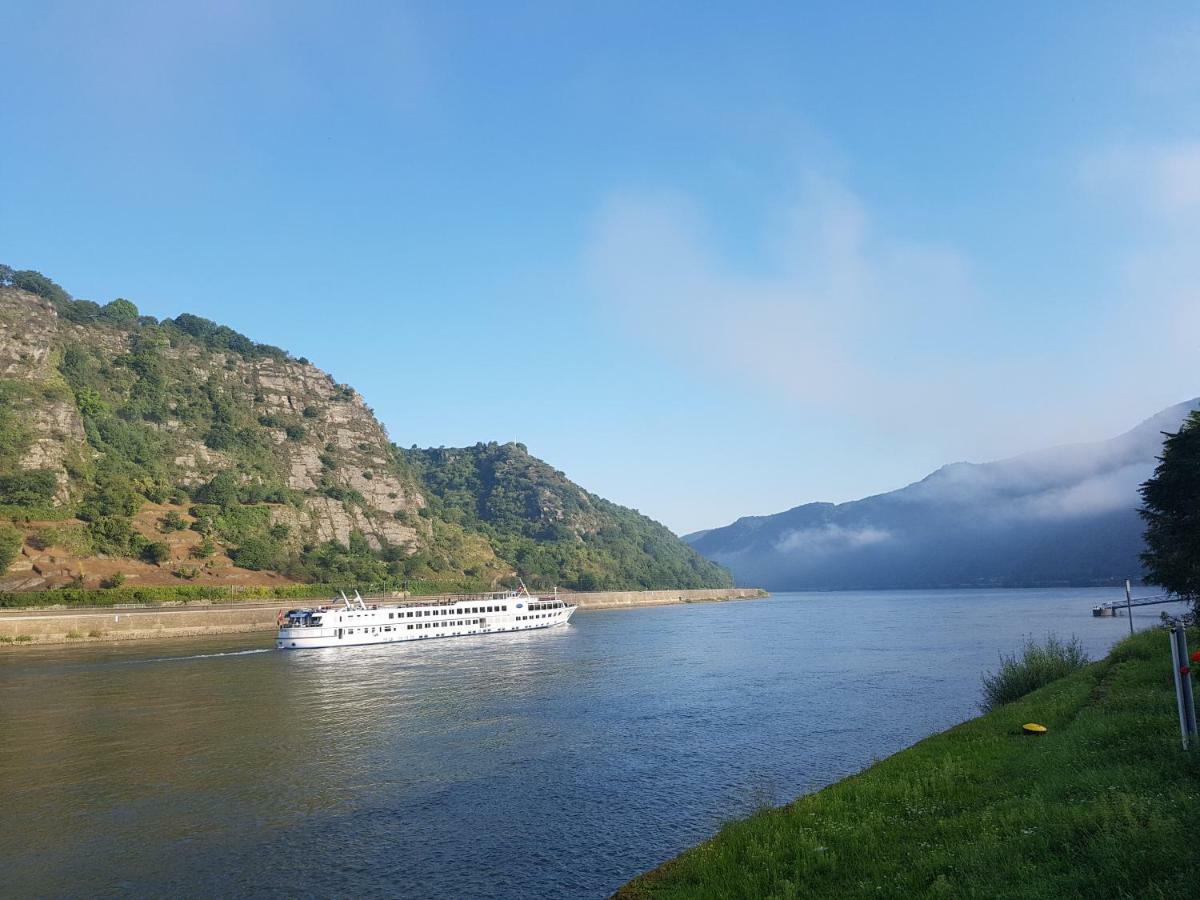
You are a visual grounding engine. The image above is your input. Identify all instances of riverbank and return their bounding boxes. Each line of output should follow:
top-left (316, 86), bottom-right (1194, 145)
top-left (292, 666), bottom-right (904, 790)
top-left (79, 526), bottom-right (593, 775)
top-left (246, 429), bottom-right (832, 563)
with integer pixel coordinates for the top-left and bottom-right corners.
top-left (0, 587), bottom-right (766, 646)
top-left (617, 625), bottom-right (1200, 898)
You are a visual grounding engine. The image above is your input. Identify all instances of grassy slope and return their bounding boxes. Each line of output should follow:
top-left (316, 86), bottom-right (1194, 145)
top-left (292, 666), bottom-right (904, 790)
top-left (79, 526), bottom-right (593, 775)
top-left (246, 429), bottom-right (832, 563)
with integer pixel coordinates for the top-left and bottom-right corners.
top-left (618, 627), bottom-right (1200, 899)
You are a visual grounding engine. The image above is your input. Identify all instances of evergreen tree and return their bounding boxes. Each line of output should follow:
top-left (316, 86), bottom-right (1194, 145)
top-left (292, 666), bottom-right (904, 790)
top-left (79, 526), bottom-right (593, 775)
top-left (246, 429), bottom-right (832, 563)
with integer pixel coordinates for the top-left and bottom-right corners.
top-left (1140, 410), bottom-right (1200, 612)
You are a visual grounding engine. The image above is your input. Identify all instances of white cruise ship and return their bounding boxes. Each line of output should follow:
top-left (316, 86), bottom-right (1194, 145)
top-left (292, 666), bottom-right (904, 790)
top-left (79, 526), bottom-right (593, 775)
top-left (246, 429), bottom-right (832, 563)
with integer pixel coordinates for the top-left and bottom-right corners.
top-left (275, 585), bottom-right (577, 650)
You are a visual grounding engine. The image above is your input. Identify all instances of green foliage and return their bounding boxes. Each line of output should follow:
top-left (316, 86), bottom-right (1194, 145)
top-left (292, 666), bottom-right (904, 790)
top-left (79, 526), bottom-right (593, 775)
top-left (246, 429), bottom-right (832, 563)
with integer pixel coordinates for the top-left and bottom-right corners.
top-left (141, 541), bottom-right (170, 565)
top-left (0, 579), bottom-right (484, 608)
top-left (99, 572), bottom-right (125, 589)
top-left (159, 510), bottom-right (187, 532)
top-left (1140, 410), bottom-right (1200, 614)
top-left (229, 536), bottom-right (285, 571)
top-left (320, 484), bottom-right (365, 504)
top-left (980, 634), bottom-right (1089, 711)
top-left (0, 470), bottom-right (58, 507)
top-left (5, 265), bottom-right (727, 595)
top-left (190, 537), bottom-right (216, 559)
top-left (0, 522), bottom-right (21, 573)
top-left (86, 516), bottom-right (148, 558)
top-left (30, 524), bottom-right (91, 555)
top-left (164, 313), bottom-right (289, 362)
top-left (0, 383), bottom-right (34, 469)
top-left (100, 298), bottom-right (139, 323)
top-left (8, 269), bottom-right (71, 306)
top-left (404, 442), bottom-right (732, 590)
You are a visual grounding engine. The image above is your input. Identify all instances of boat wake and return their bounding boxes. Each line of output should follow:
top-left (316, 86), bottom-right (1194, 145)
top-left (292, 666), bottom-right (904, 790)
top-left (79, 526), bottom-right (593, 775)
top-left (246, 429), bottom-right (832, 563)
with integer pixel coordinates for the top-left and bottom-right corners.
top-left (139, 648), bottom-right (274, 664)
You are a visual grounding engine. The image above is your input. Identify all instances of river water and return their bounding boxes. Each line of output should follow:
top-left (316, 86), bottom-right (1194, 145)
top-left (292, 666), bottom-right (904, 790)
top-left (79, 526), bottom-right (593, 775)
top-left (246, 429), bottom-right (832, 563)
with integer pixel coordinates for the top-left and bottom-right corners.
top-left (0, 588), bottom-right (1181, 898)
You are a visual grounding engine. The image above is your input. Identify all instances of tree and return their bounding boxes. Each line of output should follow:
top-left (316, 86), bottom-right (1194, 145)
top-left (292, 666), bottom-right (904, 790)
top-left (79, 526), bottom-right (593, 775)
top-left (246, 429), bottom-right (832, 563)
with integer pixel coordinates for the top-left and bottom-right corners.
top-left (101, 298), bottom-right (139, 323)
top-left (9, 269), bottom-right (71, 306)
top-left (1140, 410), bottom-right (1200, 612)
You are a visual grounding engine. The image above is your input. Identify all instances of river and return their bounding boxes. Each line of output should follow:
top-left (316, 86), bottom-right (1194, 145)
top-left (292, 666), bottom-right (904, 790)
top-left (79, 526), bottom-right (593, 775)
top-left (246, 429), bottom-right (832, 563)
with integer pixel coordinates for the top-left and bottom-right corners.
top-left (0, 588), bottom-right (1182, 898)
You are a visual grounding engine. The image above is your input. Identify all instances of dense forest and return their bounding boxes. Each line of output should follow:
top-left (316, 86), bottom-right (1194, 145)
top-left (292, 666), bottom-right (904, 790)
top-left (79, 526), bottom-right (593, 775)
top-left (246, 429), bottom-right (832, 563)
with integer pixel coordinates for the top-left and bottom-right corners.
top-left (404, 442), bottom-right (732, 591)
top-left (0, 266), bottom-right (729, 596)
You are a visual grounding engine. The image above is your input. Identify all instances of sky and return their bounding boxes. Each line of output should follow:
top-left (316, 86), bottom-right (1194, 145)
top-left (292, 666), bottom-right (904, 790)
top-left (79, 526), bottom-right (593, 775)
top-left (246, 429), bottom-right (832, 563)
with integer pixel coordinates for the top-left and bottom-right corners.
top-left (2, 2), bottom-right (1199, 535)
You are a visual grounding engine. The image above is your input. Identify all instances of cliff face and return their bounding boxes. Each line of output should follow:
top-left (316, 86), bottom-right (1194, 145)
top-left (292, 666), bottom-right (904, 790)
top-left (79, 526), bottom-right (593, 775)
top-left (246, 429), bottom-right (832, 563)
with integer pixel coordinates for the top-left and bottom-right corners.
top-left (0, 287), bottom-right (424, 550)
top-left (0, 276), bottom-right (729, 594)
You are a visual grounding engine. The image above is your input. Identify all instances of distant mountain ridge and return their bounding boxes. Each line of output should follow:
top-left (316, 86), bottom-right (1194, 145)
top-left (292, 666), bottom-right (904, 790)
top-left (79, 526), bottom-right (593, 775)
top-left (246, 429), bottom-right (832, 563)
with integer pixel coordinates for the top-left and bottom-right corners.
top-left (686, 400), bottom-right (1200, 590)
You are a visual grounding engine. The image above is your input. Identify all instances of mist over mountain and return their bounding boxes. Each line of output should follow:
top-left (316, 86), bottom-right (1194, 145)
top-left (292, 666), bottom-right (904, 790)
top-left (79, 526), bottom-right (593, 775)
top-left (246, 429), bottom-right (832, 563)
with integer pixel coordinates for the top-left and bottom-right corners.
top-left (686, 400), bottom-right (1200, 591)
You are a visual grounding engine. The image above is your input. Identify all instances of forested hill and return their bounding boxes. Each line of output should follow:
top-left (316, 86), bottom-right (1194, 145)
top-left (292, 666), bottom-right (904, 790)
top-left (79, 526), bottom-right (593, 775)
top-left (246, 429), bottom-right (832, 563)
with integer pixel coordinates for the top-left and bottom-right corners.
top-left (0, 266), bottom-right (730, 594)
top-left (403, 442), bottom-right (729, 591)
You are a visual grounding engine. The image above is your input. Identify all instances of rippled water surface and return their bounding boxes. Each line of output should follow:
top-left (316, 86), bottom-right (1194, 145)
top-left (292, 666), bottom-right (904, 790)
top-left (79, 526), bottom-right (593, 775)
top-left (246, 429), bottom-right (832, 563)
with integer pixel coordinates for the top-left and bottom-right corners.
top-left (0, 589), bottom-right (1178, 898)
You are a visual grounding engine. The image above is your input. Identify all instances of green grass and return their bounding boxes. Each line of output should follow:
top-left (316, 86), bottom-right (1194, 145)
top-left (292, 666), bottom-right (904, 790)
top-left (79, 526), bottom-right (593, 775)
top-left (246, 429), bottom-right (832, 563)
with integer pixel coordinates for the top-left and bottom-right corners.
top-left (618, 628), bottom-right (1200, 900)
top-left (0, 577), bottom-right (492, 608)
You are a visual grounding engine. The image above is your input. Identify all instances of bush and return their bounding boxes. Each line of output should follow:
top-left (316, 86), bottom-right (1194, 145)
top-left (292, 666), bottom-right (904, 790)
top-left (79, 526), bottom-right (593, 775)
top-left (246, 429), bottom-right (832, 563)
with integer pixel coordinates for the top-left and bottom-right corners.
top-left (87, 516), bottom-right (148, 558)
top-left (284, 424), bottom-right (306, 441)
top-left (159, 510), bottom-right (187, 532)
top-left (141, 541), bottom-right (171, 565)
top-left (100, 572), bottom-right (126, 589)
top-left (0, 522), bottom-right (21, 573)
top-left (229, 537), bottom-right (284, 571)
top-left (0, 470), bottom-right (58, 507)
top-left (190, 538), bottom-right (216, 559)
top-left (981, 635), bottom-right (1090, 711)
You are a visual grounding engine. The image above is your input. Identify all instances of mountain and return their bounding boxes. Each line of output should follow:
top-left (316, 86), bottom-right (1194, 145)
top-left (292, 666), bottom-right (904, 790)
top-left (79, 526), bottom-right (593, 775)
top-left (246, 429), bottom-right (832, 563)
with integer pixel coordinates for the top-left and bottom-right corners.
top-left (686, 400), bottom-right (1200, 591)
top-left (0, 267), bottom-right (729, 594)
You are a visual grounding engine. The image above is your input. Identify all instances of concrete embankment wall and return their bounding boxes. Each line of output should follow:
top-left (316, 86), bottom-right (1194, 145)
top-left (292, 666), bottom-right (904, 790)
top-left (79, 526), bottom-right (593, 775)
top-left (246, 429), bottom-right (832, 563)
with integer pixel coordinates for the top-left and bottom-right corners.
top-left (0, 587), bottom-right (768, 646)
top-left (564, 587), bottom-right (766, 610)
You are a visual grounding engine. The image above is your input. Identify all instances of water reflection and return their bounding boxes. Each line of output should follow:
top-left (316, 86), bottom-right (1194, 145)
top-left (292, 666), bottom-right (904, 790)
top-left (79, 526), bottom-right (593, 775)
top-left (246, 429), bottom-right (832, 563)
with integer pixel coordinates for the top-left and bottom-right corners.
top-left (0, 589), bottom-right (1180, 898)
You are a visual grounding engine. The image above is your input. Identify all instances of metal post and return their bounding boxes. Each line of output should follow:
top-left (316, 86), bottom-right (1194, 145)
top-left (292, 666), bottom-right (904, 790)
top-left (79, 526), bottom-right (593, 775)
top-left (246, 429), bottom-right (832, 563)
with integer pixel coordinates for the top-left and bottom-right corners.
top-left (1126, 579), bottom-right (1134, 636)
top-left (1175, 626), bottom-right (1197, 741)
top-left (1170, 626), bottom-right (1189, 750)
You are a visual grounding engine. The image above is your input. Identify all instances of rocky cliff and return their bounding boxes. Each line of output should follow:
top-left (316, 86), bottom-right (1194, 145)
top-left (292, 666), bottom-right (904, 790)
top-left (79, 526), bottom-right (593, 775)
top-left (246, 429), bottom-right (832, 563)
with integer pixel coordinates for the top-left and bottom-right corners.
top-left (0, 271), bottom-right (729, 594)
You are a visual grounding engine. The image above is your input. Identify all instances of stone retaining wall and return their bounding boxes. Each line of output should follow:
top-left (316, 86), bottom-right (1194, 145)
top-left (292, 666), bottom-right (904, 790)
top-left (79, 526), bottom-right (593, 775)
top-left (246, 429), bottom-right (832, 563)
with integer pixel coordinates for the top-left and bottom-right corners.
top-left (0, 587), bottom-right (768, 646)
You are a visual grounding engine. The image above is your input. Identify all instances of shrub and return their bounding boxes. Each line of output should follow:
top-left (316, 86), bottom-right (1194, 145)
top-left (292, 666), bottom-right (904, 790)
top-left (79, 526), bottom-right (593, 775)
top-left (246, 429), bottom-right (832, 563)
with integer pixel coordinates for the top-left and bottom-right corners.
top-left (981, 635), bottom-right (1090, 711)
top-left (159, 510), bottom-right (187, 532)
top-left (141, 541), bottom-right (171, 565)
top-left (0, 469), bottom-right (58, 507)
top-left (100, 572), bottom-right (125, 589)
top-left (190, 538), bottom-right (216, 559)
top-left (229, 536), bottom-right (283, 571)
top-left (0, 522), bottom-right (21, 572)
top-left (284, 424), bottom-right (306, 441)
top-left (302, 406), bottom-right (318, 419)
top-left (87, 516), bottom-right (148, 557)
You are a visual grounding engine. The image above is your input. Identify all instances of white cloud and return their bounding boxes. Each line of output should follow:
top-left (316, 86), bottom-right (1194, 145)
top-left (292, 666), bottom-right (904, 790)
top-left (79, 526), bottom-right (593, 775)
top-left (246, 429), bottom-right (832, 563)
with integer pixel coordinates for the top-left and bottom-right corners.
top-left (775, 524), bottom-right (892, 555)
top-left (586, 175), bottom-right (981, 427)
top-left (586, 157), bottom-right (1200, 462)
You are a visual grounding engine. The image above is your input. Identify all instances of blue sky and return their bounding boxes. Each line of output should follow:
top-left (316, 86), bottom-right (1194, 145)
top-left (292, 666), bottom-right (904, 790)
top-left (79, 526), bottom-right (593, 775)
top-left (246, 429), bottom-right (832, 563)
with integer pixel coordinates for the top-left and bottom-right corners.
top-left (2, 2), bottom-right (1199, 534)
